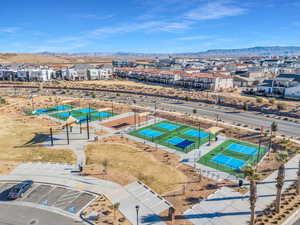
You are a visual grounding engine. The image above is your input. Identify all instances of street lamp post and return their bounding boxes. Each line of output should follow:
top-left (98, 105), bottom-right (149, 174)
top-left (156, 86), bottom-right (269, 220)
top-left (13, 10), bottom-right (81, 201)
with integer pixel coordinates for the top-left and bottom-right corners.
top-left (86, 115), bottom-right (90, 140)
top-left (50, 128), bottom-right (54, 146)
top-left (135, 205), bottom-right (140, 225)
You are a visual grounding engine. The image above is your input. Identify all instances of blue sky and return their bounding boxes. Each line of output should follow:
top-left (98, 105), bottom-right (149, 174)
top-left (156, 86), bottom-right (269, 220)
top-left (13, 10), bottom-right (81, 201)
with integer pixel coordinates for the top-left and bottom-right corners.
top-left (1, 0), bottom-right (300, 53)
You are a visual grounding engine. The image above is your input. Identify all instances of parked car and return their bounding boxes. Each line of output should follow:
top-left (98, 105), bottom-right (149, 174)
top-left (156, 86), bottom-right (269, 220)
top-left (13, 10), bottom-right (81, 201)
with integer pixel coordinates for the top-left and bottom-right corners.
top-left (7, 180), bottom-right (33, 199)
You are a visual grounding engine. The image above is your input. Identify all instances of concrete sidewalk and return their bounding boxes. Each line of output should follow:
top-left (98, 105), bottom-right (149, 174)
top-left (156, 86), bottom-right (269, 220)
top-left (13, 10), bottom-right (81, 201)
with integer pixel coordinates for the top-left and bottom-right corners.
top-left (183, 154), bottom-right (300, 225)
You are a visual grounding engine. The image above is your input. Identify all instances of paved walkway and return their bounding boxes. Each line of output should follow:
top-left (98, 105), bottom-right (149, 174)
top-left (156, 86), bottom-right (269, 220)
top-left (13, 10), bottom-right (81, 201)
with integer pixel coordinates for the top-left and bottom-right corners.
top-left (183, 153), bottom-right (300, 225)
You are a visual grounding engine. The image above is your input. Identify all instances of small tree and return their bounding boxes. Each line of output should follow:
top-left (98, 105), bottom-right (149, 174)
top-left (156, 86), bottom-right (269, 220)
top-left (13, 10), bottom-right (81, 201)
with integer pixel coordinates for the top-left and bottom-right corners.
top-left (192, 109), bottom-right (197, 115)
top-left (242, 164), bottom-right (260, 225)
top-left (0, 97), bottom-right (6, 104)
top-left (271, 121), bottom-right (278, 136)
top-left (243, 102), bottom-right (248, 111)
top-left (275, 151), bottom-right (289, 213)
top-left (269, 98), bottom-right (276, 105)
top-left (277, 103), bottom-right (286, 111)
top-left (101, 159), bottom-right (109, 175)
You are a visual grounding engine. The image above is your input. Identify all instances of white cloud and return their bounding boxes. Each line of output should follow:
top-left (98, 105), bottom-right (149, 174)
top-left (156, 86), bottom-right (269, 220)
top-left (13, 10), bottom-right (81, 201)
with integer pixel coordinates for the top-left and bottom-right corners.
top-left (185, 0), bottom-right (246, 20)
top-left (90, 20), bottom-right (191, 37)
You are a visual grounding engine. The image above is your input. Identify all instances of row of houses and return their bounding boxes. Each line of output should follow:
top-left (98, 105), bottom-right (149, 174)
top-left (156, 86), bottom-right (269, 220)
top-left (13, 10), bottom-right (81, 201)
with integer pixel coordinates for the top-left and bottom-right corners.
top-left (0, 64), bottom-right (113, 81)
top-left (256, 73), bottom-right (300, 98)
top-left (114, 67), bottom-right (233, 91)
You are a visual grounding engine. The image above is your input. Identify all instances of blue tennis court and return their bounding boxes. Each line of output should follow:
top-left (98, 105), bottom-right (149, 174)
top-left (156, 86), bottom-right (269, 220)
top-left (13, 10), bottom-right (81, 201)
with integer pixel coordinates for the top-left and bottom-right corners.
top-left (77, 108), bottom-right (96, 113)
top-left (157, 123), bottom-right (180, 131)
top-left (138, 129), bottom-right (163, 138)
top-left (184, 129), bottom-right (209, 138)
top-left (33, 109), bottom-right (49, 114)
top-left (74, 115), bottom-right (89, 122)
top-left (53, 105), bottom-right (72, 111)
top-left (92, 112), bottom-right (112, 118)
top-left (211, 154), bottom-right (245, 169)
top-left (167, 137), bottom-right (185, 145)
top-left (56, 112), bottom-right (71, 118)
top-left (176, 139), bottom-right (194, 149)
top-left (227, 143), bottom-right (257, 156)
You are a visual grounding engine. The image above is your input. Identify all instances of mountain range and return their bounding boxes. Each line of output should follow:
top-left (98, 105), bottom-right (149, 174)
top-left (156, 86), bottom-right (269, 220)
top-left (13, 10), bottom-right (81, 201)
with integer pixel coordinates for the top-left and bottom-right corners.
top-left (38, 46), bottom-right (300, 57)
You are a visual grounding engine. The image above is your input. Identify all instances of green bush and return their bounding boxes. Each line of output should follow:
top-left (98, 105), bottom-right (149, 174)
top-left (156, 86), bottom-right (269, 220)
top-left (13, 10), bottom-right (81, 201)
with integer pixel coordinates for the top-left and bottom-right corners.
top-left (0, 97), bottom-right (6, 104)
top-left (277, 103), bottom-right (286, 111)
top-left (269, 98), bottom-right (276, 104)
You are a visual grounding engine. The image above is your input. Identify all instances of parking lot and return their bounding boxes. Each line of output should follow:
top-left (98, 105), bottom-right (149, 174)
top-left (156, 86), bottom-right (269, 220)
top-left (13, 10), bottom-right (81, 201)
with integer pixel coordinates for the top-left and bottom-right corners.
top-left (0, 181), bottom-right (97, 215)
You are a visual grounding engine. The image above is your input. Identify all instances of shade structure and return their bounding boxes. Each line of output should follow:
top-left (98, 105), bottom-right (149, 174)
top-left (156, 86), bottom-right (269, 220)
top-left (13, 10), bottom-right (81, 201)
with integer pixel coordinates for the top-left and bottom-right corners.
top-left (206, 126), bottom-right (223, 135)
top-left (65, 115), bottom-right (79, 127)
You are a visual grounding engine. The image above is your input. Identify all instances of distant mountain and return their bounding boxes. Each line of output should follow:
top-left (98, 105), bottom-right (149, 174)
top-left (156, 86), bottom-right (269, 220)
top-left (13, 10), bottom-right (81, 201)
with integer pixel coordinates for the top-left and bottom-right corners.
top-left (37, 46), bottom-right (300, 57)
top-left (198, 46), bottom-right (300, 56)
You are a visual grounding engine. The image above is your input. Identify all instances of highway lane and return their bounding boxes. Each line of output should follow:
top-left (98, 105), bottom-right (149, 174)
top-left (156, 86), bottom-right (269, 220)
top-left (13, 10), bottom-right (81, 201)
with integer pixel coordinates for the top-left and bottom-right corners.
top-left (150, 101), bottom-right (300, 137)
top-left (0, 204), bottom-right (83, 225)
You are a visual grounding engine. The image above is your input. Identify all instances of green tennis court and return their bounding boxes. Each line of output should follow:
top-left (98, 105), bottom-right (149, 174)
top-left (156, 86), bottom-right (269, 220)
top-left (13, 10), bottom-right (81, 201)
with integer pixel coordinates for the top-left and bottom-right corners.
top-left (129, 120), bottom-right (215, 153)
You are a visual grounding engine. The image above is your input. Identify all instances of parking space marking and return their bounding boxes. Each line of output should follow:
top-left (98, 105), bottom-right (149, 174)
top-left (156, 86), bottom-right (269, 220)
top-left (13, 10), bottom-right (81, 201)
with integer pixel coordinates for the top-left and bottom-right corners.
top-left (38, 187), bottom-right (67, 206)
top-left (54, 190), bottom-right (81, 209)
top-left (23, 185), bottom-right (53, 203)
top-left (64, 193), bottom-right (96, 214)
top-left (0, 182), bottom-right (99, 215)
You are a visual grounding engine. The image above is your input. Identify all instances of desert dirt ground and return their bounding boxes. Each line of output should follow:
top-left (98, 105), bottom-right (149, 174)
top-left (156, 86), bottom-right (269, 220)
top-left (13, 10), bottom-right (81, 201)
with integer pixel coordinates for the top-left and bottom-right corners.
top-left (83, 195), bottom-right (131, 225)
top-left (77, 80), bottom-right (175, 90)
top-left (85, 137), bottom-right (187, 194)
top-left (0, 96), bottom-right (76, 174)
top-left (84, 135), bottom-right (228, 225)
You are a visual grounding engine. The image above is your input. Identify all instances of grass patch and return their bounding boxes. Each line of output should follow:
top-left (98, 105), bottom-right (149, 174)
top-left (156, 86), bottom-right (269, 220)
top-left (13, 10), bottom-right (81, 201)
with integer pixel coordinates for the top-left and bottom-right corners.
top-left (198, 139), bottom-right (267, 178)
top-left (129, 120), bottom-right (215, 153)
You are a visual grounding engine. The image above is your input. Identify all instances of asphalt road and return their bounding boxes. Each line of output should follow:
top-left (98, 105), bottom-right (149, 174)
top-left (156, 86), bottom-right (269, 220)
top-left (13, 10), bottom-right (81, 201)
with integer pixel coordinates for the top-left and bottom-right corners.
top-left (0, 204), bottom-right (83, 225)
top-left (2, 84), bottom-right (300, 137)
top-left (150, 101), bottom-right (300, 137)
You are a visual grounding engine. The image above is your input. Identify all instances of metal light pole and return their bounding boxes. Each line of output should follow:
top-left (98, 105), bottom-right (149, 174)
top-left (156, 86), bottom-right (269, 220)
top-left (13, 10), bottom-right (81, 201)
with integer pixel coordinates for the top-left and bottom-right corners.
top-left (79, 120), bottom-right (82, 134)
top-left (154, 101), bottom-right (157, 123)
top-left (135, 205), bottom-right (140, 225)
top-left (86, 115), bottom-right (90, 140)
top-left (50, 128), bottom-right (54, 146)
top-left (66, 123), bottom-right (70, 145)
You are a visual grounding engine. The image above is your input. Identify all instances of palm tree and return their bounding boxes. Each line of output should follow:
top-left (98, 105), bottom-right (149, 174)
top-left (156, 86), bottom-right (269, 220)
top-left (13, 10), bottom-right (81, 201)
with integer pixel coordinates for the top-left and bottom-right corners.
top-left (242, 164), bottom-right (260, 225)
top-left (296, 160), bottom-right (300, 195)
top-left (275, 151), bottom-right (289, 213)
